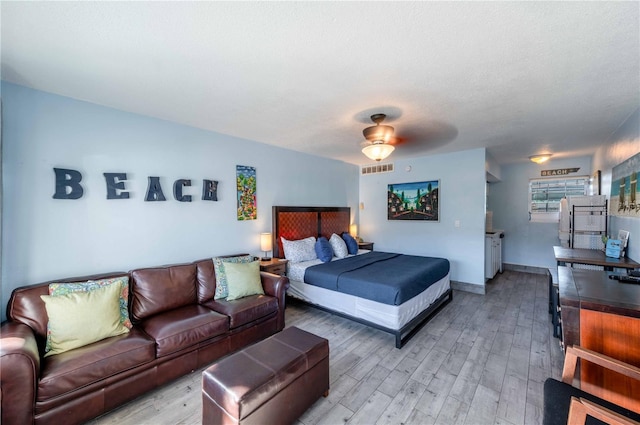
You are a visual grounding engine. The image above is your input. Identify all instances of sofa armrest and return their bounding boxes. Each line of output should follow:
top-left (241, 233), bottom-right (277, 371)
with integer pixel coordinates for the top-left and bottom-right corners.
top-left (1, 321), bottom-right (41, 425)
top-left (260, 272), bottom-right (290, 331)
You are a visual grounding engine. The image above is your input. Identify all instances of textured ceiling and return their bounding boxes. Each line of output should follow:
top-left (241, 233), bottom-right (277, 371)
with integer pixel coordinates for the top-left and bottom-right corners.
top-left (2, 1), bottom-right (639, 165)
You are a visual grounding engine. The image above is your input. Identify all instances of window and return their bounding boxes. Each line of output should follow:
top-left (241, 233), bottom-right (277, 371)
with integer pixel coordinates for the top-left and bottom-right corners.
top-left (529, 176), bottom-right (588, 222)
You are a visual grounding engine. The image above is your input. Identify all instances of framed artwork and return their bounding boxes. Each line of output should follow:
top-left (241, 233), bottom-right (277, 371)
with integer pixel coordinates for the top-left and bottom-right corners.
top-left (236, 165), bottom-right (257, 220)
top-left (610, 152), bottom-right (639, 218)
top-left (388, 180), bottom-right (439, 221)
top-left (591, 170), bottom-right (601, 196)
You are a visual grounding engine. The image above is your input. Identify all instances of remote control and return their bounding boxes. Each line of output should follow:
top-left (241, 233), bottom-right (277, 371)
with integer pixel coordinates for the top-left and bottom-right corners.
top-left (609, 274), bottom-right (640, 284)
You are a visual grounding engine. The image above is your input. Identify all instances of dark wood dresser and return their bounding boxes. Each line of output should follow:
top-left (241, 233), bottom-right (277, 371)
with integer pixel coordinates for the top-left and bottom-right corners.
top-left (558, 266), bottom-right (640, 413)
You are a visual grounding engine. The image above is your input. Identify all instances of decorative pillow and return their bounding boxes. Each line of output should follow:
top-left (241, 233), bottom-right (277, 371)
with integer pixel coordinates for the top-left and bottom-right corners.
top-left (41, 282), bottom-right (129, 357)
top-left (49, 276), bottom-right (132, 329)
top-left (342, 232), bottom-right (359, 255)
top-left (315, 237), bottom-right (333, 263)
top-left (281, 236), bottom-right (317, 263)
top-left (224, 261), bottom-right (264, 301)
top-left (329, 233), bottom-right (348, 258)
top-left (213, 255), bottom-right (253, 299)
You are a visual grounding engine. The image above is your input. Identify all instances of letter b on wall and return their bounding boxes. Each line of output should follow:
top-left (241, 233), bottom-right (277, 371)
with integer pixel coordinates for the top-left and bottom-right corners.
top-left (53, 168), bottom-right (84, 199)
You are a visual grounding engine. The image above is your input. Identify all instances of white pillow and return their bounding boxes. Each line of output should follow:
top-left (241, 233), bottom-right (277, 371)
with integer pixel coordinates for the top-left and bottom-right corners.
top-left (281, 236), bottom-right (317, 263)
top-left (329, 233), bottom-right (348, 258)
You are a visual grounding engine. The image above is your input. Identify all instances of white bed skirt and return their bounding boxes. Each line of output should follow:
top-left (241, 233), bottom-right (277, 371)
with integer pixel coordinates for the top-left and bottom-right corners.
top-left (286, 273), bottom-right (451, 331)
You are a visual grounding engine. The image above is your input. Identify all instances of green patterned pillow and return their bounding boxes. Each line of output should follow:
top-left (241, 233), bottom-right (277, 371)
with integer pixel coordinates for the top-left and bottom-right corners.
top-left (45, 277), bottom-right (132, 353)
top-left (213, 255), bottom-right (253, 299)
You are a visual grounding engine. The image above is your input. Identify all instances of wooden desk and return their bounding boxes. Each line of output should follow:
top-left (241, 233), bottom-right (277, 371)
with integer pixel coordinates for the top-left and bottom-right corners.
top-left (553, 245), bottom-right (639, 271)
top-left (558, 266), bottom-right (640, 412)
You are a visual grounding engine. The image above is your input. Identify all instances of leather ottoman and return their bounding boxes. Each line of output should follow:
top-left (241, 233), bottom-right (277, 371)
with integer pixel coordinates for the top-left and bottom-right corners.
top-left (202, 326), bottom-right (329, 425)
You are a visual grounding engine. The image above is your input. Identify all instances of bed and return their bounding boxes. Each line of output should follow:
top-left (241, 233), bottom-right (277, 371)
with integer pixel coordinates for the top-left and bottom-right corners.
top-left (272, 206), bottom-right (453, 348)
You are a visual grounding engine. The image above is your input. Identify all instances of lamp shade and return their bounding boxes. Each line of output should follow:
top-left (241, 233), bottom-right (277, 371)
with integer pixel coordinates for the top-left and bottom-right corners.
top-left (260, 233), bottom-right (273, 252)
top-left (362, 143), bottom-right (395, 162)
top-left (349, 224), bottom-right (358, 237)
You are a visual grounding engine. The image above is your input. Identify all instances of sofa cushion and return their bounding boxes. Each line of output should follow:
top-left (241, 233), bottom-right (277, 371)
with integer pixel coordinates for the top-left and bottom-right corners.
top-left (204, 295), bottom-right (278, 329)
top-left (41, 283), bottom-right (130, 357)
top-left (37, 328), bottom-right (155, 402)
top-left (7, 271), bottom-right (128, 341)
top-left (138, 304), bottom-right (229, 358)
top-left (194, 258), bottom-right (217, 303)
top-left (225, 261), bottom-right (264, 301)
top-left (131, 263), bottom-right (197, 322)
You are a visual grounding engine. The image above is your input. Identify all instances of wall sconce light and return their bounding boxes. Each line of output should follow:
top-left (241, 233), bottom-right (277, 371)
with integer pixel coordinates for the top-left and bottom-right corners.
top-left (260, 232), bottom-right (272, 261)
top-left (529, 154), bottom-right (552, 164)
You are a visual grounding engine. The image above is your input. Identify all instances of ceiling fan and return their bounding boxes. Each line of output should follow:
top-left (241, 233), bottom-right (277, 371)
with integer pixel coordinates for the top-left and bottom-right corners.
top-left (361, 113), bottom-right (395, 162)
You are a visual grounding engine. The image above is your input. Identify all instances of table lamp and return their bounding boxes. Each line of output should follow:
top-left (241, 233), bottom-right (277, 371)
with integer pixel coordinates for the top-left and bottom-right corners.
top-left (260, 232), bottom-right (272, 261)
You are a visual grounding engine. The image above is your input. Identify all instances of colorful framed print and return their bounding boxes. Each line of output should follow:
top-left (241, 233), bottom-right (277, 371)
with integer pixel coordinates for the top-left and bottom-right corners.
top-left (236, 165), bottom-right (257, 220)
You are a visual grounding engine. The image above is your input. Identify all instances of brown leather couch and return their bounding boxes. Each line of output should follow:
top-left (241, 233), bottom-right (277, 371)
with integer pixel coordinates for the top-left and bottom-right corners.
top-left (0, 256), bottom-right (289, 425)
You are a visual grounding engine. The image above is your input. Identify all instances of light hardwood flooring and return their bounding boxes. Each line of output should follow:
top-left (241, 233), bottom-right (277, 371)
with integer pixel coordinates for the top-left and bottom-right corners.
top-left (91, 270), bottom-right (563, 425)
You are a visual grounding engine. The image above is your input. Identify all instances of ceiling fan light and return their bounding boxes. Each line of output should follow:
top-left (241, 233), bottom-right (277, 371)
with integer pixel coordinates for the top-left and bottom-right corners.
top-left (362, 143), bottom-right (395, 162)
top-left (363, 124), bottom-right (394, 143)
top-left (529, 154), bottom-right (552, 164)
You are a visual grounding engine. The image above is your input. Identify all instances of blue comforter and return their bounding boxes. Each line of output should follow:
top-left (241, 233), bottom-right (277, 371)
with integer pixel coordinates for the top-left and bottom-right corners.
top-left (303, 251), bottom-right (450, 306)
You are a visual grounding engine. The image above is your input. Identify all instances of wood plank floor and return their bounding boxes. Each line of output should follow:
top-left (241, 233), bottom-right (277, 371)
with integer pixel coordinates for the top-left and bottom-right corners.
top-left (91, 270), bottom-right (564, 425)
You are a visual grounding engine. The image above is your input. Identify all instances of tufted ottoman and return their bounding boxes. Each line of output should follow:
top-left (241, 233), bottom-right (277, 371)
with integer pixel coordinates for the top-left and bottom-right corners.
top-left (202, 326), bottom-right (329, 425)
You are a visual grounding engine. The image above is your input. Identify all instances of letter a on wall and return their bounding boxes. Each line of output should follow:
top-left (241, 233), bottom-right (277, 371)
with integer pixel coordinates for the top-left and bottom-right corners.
top-left (145, 176), bottom-right (167, 201)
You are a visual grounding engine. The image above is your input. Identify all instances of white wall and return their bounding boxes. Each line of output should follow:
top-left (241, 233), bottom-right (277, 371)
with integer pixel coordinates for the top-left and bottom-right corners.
top-left (1, 83), bottom-right (359, 320)
top-left (593, 107), bottom-right (640, 263)
top-left (488, 156), bottom-right (593, 270)
top-left (359, 148), bottom-right (487, 290)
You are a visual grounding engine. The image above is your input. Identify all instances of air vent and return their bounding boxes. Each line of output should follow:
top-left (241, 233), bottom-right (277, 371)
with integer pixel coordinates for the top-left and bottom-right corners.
top-left (361, 163), bottom-right (394, 175)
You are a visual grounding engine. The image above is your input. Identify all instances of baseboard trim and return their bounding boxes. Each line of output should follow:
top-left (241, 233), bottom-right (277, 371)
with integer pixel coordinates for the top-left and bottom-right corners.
top-left (502, 263), bottom-right (548, 275)
top-left (450, 280), bottom-right (486, 295)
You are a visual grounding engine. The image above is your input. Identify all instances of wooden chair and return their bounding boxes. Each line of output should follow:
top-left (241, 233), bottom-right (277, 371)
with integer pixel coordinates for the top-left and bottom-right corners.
top-left (543, 346), bottom-right (640, 425)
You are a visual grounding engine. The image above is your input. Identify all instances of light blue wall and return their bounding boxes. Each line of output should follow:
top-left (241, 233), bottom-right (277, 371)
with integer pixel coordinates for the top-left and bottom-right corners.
top-left (488, 156), bottom-right (592, 270)
top-left (359, 148), bottom-right (487, 289)
top-left (593, 107), bottom-right (640, 263)
top-left (0, 83), bottom-right (359, 320)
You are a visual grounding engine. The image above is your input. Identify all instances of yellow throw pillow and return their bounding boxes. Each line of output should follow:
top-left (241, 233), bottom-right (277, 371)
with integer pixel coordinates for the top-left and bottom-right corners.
top-left (40, 281), bottom-right (129, 357)
top-left (224, 261), bottom-right (264, 301)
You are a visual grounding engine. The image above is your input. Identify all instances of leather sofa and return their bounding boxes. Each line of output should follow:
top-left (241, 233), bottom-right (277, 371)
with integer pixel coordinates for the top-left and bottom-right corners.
top-left (0, 255), bottom-right (289, 425)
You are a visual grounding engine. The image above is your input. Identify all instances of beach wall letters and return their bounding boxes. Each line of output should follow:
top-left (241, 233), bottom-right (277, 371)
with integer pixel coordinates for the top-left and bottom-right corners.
top-left (53, 168), bottom-right (218, 202)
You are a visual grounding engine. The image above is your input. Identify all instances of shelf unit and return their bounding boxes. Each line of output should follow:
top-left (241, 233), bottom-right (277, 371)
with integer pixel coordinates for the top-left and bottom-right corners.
top-left (570, 199), bottom-right (607, 250)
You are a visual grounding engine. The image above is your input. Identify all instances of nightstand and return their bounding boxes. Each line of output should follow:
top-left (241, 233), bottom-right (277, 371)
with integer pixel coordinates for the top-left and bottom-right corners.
top-left (259, 258), bottom-right (288, 276)
top-left (358, 242), bottom-right (374, 251)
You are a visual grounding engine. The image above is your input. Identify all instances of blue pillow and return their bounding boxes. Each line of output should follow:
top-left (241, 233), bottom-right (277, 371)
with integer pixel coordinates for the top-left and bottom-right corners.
top-left (342, 233), bottom-right (358, 255)
top-left (315, 237), bottom-right (333, 262)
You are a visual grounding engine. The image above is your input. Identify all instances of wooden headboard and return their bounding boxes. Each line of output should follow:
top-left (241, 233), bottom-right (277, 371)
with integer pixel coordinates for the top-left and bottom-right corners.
top-left (272, 206), bottom-right (350, 258)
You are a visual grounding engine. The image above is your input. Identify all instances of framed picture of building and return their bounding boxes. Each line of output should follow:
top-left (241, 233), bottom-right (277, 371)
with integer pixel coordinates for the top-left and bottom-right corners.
top-left (388, 180), bottom-right (439, 221)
